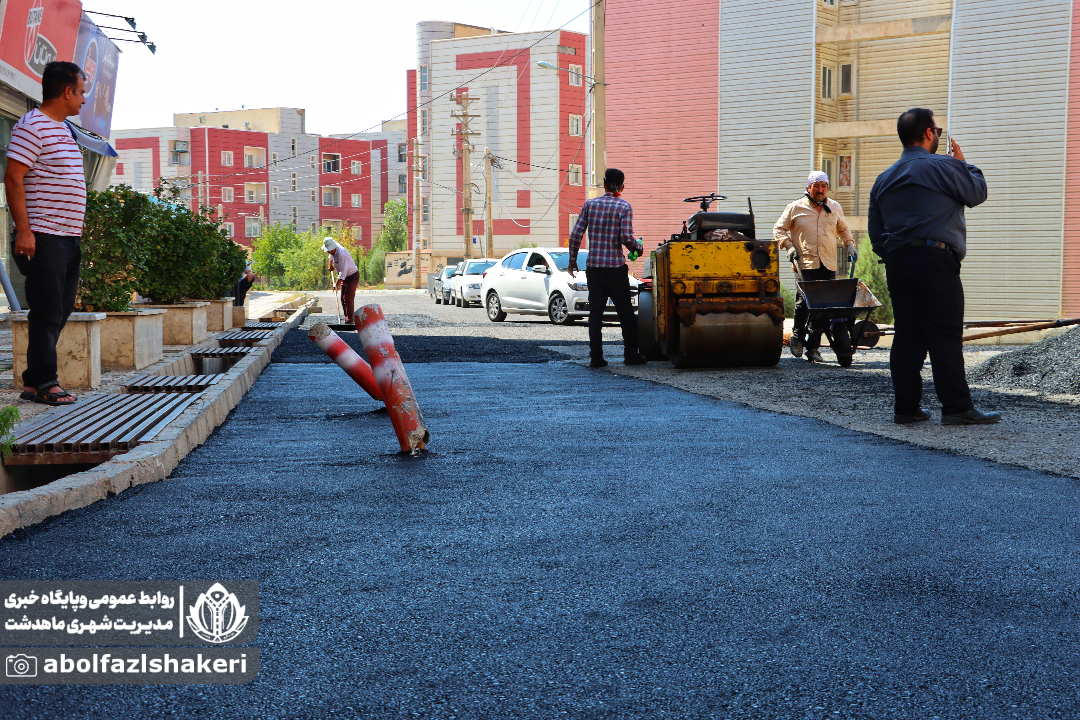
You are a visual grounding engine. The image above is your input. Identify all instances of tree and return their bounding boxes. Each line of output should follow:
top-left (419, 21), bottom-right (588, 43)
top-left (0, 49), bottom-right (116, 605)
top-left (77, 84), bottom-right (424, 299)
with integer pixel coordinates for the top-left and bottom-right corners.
top-left (381, 198), bottom-right (408, 252)
top-left (334, 221), bottom-right (368, 284)
top-left (280, 231), bottom-right (331, 290)
top-left (251, 223), bottom-right (302, 289)
top-left (853, 235), bottom-right (894, 324)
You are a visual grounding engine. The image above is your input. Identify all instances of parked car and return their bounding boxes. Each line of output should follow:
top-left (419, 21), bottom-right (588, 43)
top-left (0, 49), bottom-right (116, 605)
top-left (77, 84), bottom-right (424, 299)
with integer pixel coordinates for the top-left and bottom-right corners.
top-left (443, 262), bottom-right (466, 304)
top-left (454, 258), bottom-right (499, 307)
top-left (479, 248), bottom-right (640, 324)
top-left (431, 265), bottom-right (457, 304)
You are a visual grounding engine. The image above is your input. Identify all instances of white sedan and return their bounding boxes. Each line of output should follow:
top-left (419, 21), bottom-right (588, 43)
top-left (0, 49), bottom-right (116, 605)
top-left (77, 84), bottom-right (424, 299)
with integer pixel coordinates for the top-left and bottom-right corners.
top-left (480, 247), bottom-right (640, 324)
top-left (453, 258), bottom-right (499, 307)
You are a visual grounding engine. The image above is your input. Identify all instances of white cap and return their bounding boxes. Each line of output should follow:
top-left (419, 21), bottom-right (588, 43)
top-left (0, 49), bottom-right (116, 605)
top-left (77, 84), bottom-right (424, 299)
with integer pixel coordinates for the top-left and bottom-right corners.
top-left (807, 171), bottom-right (829, 186)
top-left (322, 237), bottom-right (338, 252)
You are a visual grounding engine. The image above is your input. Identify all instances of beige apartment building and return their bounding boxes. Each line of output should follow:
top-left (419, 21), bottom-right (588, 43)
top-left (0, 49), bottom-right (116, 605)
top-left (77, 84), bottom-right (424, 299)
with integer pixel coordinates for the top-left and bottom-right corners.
top-left (607, 0), bottom-right (1077, 319)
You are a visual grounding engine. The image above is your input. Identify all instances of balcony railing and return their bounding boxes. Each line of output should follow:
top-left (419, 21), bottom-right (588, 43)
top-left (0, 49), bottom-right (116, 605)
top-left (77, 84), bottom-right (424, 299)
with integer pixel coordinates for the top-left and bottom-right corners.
top-left (245, 193), bottom-right (266, 204)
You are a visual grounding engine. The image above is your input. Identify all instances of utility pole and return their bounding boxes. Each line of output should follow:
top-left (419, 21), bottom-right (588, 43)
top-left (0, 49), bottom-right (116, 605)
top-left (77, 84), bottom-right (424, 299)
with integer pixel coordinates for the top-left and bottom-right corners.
top-left (412, 137), bottom-right (422, 289)
top-left (484, 148), bottom-right (494, 259)
top-left (451, 93), bottom-right (480, 259)
top-left (590, 0), bottom-right (606, 197)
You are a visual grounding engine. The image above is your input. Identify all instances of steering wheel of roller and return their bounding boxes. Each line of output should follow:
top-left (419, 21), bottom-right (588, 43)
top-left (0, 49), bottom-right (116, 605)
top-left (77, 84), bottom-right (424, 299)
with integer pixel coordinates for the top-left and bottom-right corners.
top-left (683, 193), bottom-right (728, 212)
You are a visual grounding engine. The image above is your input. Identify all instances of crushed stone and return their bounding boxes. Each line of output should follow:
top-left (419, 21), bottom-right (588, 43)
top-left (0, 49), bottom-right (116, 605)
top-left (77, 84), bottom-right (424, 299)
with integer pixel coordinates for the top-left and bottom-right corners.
top-left (968, 326), bottom-right (1080, 396)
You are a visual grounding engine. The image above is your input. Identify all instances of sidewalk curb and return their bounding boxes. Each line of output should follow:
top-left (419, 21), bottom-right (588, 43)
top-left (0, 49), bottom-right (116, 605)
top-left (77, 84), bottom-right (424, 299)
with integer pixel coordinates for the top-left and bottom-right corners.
top-left (0, 305), bottom-right (309, 538)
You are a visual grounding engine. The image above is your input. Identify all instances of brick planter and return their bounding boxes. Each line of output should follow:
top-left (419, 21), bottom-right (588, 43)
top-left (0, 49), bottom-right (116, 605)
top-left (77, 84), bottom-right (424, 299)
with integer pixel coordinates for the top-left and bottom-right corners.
top-left (100, 309), bottom-right (167, 370)
top-left (10, 312), bottom-right (105, 389)
top-left (207, 297), bottom-right (235, 332)
top-left (135, 302), bottom-right (209, 346)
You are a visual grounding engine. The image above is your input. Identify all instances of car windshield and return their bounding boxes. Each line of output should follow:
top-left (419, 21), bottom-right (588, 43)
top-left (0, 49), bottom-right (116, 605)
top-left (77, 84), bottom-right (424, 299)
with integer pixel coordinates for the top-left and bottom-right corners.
top-left (548, 251), bottom-right (587, 271)
top-left (441, 267), bottom-right (455, 279)
top-left (466, 261), bottom-right (495, 275)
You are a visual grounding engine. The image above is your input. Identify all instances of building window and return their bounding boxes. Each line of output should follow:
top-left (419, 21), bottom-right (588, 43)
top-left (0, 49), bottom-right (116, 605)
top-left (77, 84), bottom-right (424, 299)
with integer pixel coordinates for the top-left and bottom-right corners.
top-left (397, 143), bottom-right (407, 162)
top-left (422, 197), bottom-right (429, 222)
top-left (421, 157), bottom-right (428, 180)
top-left (322, 153), bottom-right (341, 173)
top-left (569, 64), bottom-right (583, 87)
top-left (291, 206), bottom-right (298, 226)
top-left (569, 214), bottom-right (579, 233)
top-left (272, 186), bottom-right (279, 201)
top-left (421, 110), bottom-right (429, 136)
top-left (243, 147), bottom-right (266, 168)
top-left (351, 226), bottom-right (361, 241)
top-left (311, 189), bottom-right (317, 202)
top-left (821, 157), bottom-right (834, 183)
top-left (311, 222), bottom-right (318, 232)
top-left (351, 194), bottom-right (362, 208)
top-left (838, 156), bottom-right (852, 187)
top-left (221, 187), bottom-right (235, 203)
top-left (323, 187), bottom-right (341, 207)
top-left (351, 160), bottom-right (361, 174)
top-left (271, 152), bottom-right (278, 165)
top-left (568, 164), bottom-right (583, 186)
top-left (310, 154), bottom-right (316, 169)
top-left (839, 63), bottom-right (853, 96)
top-left (244, 183), bottom-right (266, 204)
top-left (568, 114), bottom-right (583, 136)
top-left (420, 65), bottom-right (428, 91)
top-left (821, 66), bottom-right (834, 99)
top-left (245, 217), bottom-right (262, 237)
top-left (223, 222), bottom-right (234, 237)
top-left (221, 151), bottom-right (233, 166)
top-left (822, 0), bottom-right (836, 5)
top-left (290, 173), bottom-right (297, 192)
top-left (398, 174), bottom-right (407, 194)
top-left (290, 138), bottom-right (297, 155)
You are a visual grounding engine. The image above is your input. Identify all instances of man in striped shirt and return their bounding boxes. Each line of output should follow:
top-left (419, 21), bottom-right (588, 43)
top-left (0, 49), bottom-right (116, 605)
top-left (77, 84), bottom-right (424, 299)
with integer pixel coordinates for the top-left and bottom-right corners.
top-left (4, 62), bottom-right (86, 405)
top-left (568, 168), bottom-right (647, 368)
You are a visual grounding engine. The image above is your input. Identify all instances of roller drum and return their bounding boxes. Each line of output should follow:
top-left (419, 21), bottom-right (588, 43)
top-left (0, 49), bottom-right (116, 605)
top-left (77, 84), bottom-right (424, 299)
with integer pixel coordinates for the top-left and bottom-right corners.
top-left (669, 312), bottom-right (782, 368)
top-left (636, 289), bottom-right (666, 361)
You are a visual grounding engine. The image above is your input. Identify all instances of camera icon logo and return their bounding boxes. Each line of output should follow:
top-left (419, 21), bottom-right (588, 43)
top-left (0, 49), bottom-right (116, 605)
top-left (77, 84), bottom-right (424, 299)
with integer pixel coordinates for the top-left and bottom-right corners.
top-left (6, 654), bottom-right (38, 678)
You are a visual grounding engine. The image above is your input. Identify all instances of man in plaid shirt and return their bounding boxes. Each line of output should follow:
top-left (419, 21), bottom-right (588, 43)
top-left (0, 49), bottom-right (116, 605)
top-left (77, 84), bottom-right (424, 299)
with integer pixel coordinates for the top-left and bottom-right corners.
top-left (568, 168), bottom-right (647, 368)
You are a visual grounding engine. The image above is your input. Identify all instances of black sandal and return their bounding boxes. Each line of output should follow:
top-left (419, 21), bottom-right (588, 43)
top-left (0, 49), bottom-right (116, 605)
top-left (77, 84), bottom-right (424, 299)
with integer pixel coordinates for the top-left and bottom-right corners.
top-left (20, 386), bottom-right (77, 406)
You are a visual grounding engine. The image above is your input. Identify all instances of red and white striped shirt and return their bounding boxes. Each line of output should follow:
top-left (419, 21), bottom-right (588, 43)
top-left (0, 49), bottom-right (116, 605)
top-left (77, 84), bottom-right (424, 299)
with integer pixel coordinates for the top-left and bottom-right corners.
top-left (7, 109), bottom-right (86, 236)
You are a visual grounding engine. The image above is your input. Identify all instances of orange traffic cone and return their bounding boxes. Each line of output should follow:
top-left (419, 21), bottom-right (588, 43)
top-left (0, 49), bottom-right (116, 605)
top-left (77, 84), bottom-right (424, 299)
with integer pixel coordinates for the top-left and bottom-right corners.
top-left (307, 322), bottom-right (382, 401)
top-left (354, 304), bottom-right (430, 453)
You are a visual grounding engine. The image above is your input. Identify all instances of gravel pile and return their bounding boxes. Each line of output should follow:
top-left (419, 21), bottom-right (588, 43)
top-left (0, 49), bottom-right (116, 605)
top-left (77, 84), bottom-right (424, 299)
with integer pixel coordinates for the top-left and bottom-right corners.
top-left (968, 326), bottom-right (1080, 396)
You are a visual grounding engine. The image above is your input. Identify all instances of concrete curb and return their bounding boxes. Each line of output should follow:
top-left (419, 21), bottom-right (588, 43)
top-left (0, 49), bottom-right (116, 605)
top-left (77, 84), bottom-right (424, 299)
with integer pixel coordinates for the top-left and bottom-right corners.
top-left (0, 304), bottom-right (311, 538)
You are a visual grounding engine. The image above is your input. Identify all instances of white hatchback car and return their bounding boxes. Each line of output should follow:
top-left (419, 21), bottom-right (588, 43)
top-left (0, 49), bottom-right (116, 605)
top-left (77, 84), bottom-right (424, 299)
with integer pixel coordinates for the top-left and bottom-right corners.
top-left (452, 258), bottom-right (499, 307)
top-left (480, 247), bottom-right (640, 324)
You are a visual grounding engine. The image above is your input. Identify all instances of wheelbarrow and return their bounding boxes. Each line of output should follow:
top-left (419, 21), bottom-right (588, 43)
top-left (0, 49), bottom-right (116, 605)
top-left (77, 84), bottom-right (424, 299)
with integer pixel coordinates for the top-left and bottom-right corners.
top-left (790, 257), bottom-right (883, 367)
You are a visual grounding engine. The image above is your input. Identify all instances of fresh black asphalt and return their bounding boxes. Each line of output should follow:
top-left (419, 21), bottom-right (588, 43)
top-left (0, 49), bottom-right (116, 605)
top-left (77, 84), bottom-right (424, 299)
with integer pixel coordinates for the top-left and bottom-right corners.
top-left (2, 329), bottom-right (1079, 719)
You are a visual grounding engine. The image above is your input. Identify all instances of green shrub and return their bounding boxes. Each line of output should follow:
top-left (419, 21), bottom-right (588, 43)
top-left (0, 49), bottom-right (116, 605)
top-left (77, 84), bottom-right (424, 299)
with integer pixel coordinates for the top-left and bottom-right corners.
top-left (853, 235), bottom-right (894, 324)
top-left (79, 185), bottom-right (153, 311)
top-left (0, 404), bottom-right (19, 459)
top-left (781, 283), bottom-right (796, 319)
top-left (251, 223), bottom-right (302, 289)
top-left (281, 233), bottom-right (331, 290)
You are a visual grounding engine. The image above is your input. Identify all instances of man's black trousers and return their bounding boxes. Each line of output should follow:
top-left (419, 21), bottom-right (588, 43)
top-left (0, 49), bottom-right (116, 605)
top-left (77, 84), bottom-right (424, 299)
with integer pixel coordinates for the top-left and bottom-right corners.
top-left (13, 233), bottom-right (81, 390)
top-left (792, 265), bottom-right (835, 349)
top-left (585, 265), bottom-right (637, 360)
top-left (885, 245), bottom-right (974, 416)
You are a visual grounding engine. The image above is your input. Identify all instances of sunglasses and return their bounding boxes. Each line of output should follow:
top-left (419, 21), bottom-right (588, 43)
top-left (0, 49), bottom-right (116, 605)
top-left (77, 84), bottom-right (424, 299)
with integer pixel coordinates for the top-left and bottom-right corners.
top-left (931, 127), bottom-right (943, 137)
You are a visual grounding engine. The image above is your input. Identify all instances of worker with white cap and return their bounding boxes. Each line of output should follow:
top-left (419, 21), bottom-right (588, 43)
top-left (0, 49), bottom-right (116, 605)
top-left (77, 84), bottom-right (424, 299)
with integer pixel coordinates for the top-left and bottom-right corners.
top-left (774, 170), bottom-right (857, 362)
top-left (323, 237), bottom-right (360, 322)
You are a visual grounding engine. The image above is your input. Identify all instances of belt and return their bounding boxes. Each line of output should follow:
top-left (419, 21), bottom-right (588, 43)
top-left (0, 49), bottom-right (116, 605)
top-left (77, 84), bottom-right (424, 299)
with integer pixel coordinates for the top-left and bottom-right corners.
top-left (909, 239), bottom-right (955, 254)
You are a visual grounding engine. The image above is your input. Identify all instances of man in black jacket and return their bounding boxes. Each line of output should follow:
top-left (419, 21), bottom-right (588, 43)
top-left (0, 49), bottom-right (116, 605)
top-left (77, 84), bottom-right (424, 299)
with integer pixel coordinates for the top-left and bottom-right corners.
top-left (868, 107), bottom-right (1000, 426)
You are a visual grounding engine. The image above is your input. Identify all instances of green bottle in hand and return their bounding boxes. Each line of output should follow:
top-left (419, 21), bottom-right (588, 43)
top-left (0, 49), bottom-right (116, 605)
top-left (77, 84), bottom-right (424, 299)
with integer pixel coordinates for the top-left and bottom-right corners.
top-left (628, 238), bottom-right (642, 262)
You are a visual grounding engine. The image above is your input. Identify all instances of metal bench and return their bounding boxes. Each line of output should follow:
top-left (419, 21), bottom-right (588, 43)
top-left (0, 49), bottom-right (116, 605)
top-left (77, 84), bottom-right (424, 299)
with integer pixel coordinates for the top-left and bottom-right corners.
top-left (217, 330), bottom-right (275, 346)
top-left (7, 392), bottom-right (203, 465)
top-left (190, 347), bottom-right (256, 358)
top-left (123, 374), bottom-right (225, 393)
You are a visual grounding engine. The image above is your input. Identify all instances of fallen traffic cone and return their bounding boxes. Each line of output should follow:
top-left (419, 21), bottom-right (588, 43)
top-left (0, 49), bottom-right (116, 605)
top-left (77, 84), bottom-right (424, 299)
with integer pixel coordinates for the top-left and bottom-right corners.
top-left (307, 321), bottom-right (382, 401)
top-left (354, 304), bottom-right (430, 453)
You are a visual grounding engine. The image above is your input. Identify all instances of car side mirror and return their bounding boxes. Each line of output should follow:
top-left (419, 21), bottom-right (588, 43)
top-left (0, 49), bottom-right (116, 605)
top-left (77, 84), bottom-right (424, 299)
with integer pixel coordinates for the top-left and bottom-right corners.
top-left (531, 265), bottom-right (550, 274)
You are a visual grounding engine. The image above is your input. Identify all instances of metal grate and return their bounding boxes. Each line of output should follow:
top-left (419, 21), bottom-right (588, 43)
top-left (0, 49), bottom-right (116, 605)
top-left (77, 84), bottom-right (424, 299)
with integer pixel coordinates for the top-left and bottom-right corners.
top-left (123, 374), bottom-right (225, 393)
top-left (217, 330), bottom-right (275, 345)
top-left (7, 392), bottom-right (203, 465)
top-left (243, 321), bottom-right (282, 329)
top-left (190, 347), bottom-right (256, 358)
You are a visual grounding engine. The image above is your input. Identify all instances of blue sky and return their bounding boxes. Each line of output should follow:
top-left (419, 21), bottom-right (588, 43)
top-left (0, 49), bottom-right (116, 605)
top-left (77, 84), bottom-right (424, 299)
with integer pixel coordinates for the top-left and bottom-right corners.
top-left (98, 0), bottom-right (589, 136)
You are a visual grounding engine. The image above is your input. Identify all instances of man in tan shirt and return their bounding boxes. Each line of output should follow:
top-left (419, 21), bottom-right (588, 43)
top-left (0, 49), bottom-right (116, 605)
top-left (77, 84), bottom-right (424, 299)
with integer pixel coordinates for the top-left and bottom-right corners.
top-left (774, 171), bottom-right (857, 362)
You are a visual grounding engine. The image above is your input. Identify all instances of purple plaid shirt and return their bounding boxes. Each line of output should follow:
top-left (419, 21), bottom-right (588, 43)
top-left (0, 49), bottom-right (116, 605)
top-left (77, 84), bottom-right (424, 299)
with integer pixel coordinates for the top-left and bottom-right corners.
top-left (569, 193), bottom-right (643, 268)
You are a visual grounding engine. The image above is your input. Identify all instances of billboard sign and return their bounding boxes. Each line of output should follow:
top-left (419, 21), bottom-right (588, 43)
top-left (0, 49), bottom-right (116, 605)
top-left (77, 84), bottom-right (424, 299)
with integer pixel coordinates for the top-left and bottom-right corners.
top-left (0, 0), bottom-right (82, 101)
top-left (73, 12), bottom-right (119, 137)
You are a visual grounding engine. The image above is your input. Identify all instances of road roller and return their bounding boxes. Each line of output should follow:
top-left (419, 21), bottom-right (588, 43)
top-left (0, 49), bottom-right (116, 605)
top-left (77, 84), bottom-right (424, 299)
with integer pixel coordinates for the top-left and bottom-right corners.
top-left (638, 194), bottom-right (784, 368)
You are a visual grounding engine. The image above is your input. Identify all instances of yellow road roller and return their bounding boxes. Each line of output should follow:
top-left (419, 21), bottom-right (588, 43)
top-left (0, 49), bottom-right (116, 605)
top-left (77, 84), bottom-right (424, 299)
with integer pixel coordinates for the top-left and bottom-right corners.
top-left (638, 194), bottom-right (784, 368)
